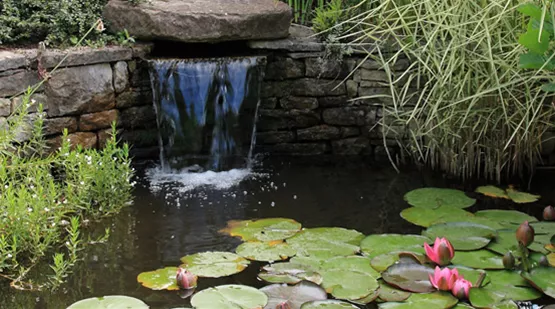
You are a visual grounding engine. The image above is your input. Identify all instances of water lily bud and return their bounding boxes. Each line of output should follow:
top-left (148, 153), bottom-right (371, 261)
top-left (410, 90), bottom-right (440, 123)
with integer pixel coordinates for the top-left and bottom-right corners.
top-left (502, 251), bottom-right (515, 269)
top-left (516, 221), bottom-right (535, 247)
top-left (429, 266), bottom-right (459, 291)
top-left (424, 237), bottom-right (455, 266)
top-left (276, 302), bottom-right (291, 309)
top-left (451, 278), bottom-right (472, 299)
top-left (539, 255), bottom-right (549, 267)
top-left (543, 206), bottom-right (555, 221)
top-left (176, 267), bottom-right (197, 290)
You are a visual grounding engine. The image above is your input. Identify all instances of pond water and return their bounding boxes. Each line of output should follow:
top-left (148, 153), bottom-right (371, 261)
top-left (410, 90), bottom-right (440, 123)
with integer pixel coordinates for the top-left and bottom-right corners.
top-left (0, 157), bottom-right (552, 308)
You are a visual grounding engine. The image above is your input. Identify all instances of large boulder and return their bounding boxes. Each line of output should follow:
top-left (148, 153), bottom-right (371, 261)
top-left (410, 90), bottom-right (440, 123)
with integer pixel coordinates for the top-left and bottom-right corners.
top-left (103, 0), bottom-right (292, 43)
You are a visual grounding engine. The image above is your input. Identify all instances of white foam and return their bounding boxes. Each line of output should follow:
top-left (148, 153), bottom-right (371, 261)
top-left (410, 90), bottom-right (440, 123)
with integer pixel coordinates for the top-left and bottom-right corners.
top-left (146, 166), bottom-right (253, 193)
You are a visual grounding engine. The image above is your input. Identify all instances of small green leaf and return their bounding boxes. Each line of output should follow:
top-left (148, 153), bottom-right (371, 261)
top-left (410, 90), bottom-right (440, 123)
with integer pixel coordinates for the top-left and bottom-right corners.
top-left (519, 28), bottom-right (551, 54)
top-left (137, 267), bottom-right (181, 291)
top-left (404, 188), bottom-right (475, 209)
top-left (180, 252), bottom-right (250, 278)
top-left (541, 82), bottom-right (555, 92)
top-left (191, 285), bottom-right (268, 309)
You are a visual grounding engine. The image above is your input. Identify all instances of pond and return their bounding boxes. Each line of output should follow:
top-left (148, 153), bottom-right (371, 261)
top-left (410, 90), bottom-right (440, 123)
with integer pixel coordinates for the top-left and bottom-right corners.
top-left (0, 157), bottom-right (553, 308)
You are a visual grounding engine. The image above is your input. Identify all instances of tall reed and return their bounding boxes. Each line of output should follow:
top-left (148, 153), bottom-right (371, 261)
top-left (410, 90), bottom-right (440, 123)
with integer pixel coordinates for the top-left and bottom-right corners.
top-left (339, 0), bottom-right (554, 182)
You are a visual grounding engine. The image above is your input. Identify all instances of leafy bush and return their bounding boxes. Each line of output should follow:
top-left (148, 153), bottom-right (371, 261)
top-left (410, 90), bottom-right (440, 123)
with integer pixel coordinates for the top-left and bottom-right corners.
top-left (0, 0), bottom-right (141, 46)
top-left (0, 91), bottom-right (134, 289)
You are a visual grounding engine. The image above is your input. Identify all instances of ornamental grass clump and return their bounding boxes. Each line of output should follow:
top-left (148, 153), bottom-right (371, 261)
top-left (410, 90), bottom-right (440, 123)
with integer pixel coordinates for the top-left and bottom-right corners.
top-left (339, 0), bottom-right (555, 181)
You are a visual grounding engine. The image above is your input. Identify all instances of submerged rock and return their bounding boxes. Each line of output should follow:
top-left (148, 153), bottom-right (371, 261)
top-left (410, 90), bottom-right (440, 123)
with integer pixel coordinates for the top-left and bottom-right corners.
top-left (103, 0), bottom-right (292, 43)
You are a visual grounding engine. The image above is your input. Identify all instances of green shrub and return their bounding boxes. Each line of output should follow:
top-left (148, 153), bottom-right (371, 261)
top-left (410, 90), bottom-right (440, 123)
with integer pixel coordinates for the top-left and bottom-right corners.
top-left (0, 91), bottom-right (134, 289)
top-left (0, 0), bottom-right (140, 46)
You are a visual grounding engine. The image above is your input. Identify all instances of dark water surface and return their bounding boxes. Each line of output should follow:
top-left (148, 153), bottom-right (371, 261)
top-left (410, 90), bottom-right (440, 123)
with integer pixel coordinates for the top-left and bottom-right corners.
top-left (0, 158), bottom-right (553, 309)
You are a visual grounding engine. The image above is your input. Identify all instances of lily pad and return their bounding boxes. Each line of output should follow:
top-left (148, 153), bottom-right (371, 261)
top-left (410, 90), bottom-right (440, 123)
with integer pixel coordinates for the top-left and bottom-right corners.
top-left (487, 270), bottom-right (530, 287)
top-left (236, 241), bottom-right (297, 262)
top-left (483, 283), bottom-right (542, 301)
top-left (506, 188), bottom-right (540, 204)
top-left (191, 285), bottom-right (268, 309)
top-left (404, 188), bottom-right (476, 209)
top-left (378, 292), bottom-right (458, 309)
top-left (300, 300), bottom-right (359, 309)
top-left (548, 253), bottom-right (555, 267)
top-left (487, 229), bottom-right (521, 257)
top-left (137, 267), bottom-right (181, 291)
top-left (258, 262), bottom-right (323, 285)
top-left (377, 279), bottom-right (411, 302)
top-left (66, 296), bottom-right (149, 309)
top-left (360, 234), bottom-right (430, 258)
top-left (287, 227), bottom-right (364, 259)
top-left (529, 233), bottom-right (554, 254)
top-left (400, 206), bottom-right (474, 227)
top-left (321, 256), bottom-right (380, 278)
top-left (220, 218), bottom-right (302, 242)
top-left (260, 281), bottom-right (327, 309)
top-left (469, 288), bottom-right (520, 309)
top-left (475, 210), bottom-right (538, 229)
top-left (530, 221), bottom-right (555, 234)
top-left (180, 252), bottom-right (250, 278)
top-left (476, 186), bottom-right (510, 199)
top-left (451, 250), bottom-right (504, 269)
top-left (370, 252), bottom-right (426, 272)
top-left (423, 222), bottom-right (496, 251)
top-left (521, 267), bottom-right (555, 298)
top-left (381, 263), bottom-right (435, 293)
top-left (321, 269), bottom-right (379, 301)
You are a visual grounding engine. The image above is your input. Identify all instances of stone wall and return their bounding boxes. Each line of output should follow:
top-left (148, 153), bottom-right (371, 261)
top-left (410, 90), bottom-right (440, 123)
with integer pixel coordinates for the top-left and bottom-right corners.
top-left (0, 45), bottom-right (158, 157)
top-left (249, 36), bottom-right (407, 159)
top-left (0, 39), bottom-right (406, 160)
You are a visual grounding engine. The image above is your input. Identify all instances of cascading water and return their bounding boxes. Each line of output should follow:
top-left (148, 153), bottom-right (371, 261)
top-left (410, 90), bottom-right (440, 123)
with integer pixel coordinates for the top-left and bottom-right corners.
top-left (149, 57), bottom-right (264, 172)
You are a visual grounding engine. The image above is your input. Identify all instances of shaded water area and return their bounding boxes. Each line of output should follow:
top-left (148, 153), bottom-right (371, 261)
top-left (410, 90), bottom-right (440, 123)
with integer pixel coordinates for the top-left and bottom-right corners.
top-left (0, 158), bottom-right (553, 308)
top-left (149, 57), bottom-right (263, 171)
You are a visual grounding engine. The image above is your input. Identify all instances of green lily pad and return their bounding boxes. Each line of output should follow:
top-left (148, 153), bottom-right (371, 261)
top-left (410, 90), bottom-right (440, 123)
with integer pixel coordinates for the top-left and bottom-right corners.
top-left (529, 233), bottom-right (554, 254)
top-left (506, 188), bottom-right (540, 204)
top-left (377, 279), bottom-right (411, 302)
top-left (220, 218), bottom-right (302, 242)
top-left (530, 221), bottom-right (555, 234)
top-left (404, 188), bottom-right (476, 209)
top-left (487, 229), bottom-right (521, 257)
top-left (137, 267), bottom-right (181, 291)
top-left (321, 269), bottom-right (379, 301)
top-left (191, 285), bottom-right (268, 309)
top-left (469, 288), bottom-right (519, 309)
top-left (360, 234), bottom-right (429, 258)
top-left (475, 210), bottom-right (538, 229)
top-left (423, 222), bottom-right (496, 251)
top-left (300, 300), bottom-right (359, 309)
top-left (487, 270), bottom-right (529, 287)
top-left (381, 263), bottom-right (435, 293)
top-left (370, 252), bottom-right (426, 272)
top-left (258, 262), bottom-right (323, 285)
top-left (451, 303), bottom-right (475, 309)
top-left (260, 281), bottom-right (327, 309)
top-left (66, 296), bottom-right (149, 309)
top-left (236, 241), bottom-right (297, 262)
top-left (378, 292), bottom-right (458, 309)
top-left (180, 252), bottom-right (250, 278)
top-left (321, 256), bottom-right (380, 278)
top-left (400, 206), bottom-right (474, 227)
top-left (521, 267), bottom-right (555, 298)
top-left (451, 250), bottom-right (504, 269)
top-left (287, 227), bottom-right (364, 259)
top-left (476, 186), bottom-right (510, 199)
top-left (485, 283), bottom-right (542, 301)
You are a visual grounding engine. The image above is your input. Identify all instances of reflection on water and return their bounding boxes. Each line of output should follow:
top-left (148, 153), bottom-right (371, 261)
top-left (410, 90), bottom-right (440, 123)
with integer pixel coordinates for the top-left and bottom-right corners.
top-left (149, 57), bottom-right (263, 171)
top-left (0, 159), bottom-right (553, 308)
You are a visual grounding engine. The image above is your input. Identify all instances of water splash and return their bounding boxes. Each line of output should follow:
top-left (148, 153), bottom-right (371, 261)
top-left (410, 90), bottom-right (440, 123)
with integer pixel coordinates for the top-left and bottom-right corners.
top-left (149, 57), bottom-right (263, 172)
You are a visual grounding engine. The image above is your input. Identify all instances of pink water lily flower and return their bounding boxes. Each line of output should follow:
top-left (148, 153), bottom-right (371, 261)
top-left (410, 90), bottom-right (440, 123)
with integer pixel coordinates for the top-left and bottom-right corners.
top-left (452, 278), bottom-right (472, 299)
top-left (425, 237), bottom-right (455, 266)
top-left (176, 267), bottom-right (197, 290)
top-left (429, 266), bottom-right (459, 291)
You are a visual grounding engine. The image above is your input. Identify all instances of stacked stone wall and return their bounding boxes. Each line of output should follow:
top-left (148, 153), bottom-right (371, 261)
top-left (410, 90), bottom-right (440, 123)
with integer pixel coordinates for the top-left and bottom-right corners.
top-left (0, 45), bottom-right (158, 157)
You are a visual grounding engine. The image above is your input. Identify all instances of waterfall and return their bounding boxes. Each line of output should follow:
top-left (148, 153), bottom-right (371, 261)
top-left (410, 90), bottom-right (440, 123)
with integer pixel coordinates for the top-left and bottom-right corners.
top-left (149, 57), bottom-right (264, 172)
